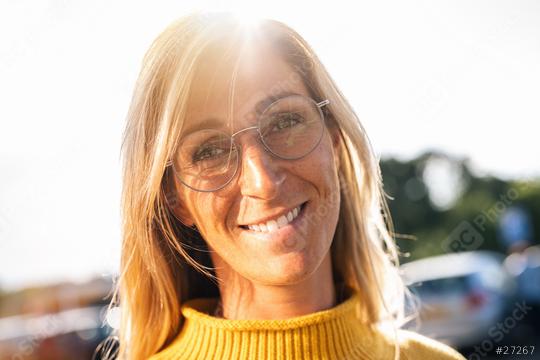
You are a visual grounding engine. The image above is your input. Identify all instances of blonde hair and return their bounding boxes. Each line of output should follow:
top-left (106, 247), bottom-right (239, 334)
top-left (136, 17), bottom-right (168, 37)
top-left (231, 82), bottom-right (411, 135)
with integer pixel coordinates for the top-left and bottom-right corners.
top-left (112, 12), bottom-right (409, 360)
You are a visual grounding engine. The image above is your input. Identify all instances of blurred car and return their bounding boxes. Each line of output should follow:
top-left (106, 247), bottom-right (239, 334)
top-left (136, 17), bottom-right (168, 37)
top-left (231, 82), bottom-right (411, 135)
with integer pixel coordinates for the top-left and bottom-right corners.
top-left (0, 305), bottom-right (114, 360)
top-left (401, 251), bottom-right (516, 348)
top-left (504, 245), bottom-right (540, 304)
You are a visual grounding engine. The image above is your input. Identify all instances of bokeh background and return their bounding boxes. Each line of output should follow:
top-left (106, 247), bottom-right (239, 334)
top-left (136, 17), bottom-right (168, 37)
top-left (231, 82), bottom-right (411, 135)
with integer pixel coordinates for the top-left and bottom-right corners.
top-left (1, 1), bottom-right (539, 359)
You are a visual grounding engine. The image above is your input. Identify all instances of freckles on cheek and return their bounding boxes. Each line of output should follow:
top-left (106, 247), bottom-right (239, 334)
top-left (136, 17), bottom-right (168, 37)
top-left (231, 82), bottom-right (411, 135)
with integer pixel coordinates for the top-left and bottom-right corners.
top-left (310, 144), bottom-right (338, 178)
top-left (313, 153), bottom-right (341, 202)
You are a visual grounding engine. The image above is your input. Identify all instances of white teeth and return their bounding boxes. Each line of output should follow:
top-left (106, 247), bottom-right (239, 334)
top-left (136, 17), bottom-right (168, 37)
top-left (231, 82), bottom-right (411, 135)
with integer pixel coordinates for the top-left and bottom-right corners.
top-left (267, 220), bottom-right (278, 232)
top-left (277, 215), bottom-right (288, 228)
top-left (244, 204), bottom-right (303, 233)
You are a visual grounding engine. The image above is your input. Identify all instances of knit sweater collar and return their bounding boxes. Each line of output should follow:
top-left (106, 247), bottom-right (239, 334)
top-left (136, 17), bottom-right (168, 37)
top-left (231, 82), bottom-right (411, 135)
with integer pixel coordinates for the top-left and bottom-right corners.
top-left (159, 291), bottom-right (386, 360)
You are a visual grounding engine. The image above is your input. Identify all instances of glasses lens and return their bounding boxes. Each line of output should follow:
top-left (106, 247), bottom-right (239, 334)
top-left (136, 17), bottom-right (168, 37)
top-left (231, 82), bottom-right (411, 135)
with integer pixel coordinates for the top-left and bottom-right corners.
top-left (259, 95), bottom-right (324, 159)
top-left (175, 129), bottom-right (238, 191)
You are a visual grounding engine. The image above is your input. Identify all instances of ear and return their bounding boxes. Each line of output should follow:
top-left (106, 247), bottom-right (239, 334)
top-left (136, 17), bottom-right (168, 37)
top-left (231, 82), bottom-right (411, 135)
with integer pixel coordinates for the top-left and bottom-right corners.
top-left (163, 170), bottom-right (195, 227)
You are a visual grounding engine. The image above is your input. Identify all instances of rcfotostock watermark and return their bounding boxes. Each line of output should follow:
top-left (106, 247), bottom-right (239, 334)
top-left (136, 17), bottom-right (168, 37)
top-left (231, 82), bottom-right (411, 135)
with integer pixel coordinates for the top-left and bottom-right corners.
top-left (467, 301), bottom-right (533, 360)
top-left (441, 187), bottom-right (520, 253)
top-left (238, 62), bottom-right (314, 126)
top-left (441, 220), bottom-right (484, 253)
top-left (10, 315), bottom-right (61, 360)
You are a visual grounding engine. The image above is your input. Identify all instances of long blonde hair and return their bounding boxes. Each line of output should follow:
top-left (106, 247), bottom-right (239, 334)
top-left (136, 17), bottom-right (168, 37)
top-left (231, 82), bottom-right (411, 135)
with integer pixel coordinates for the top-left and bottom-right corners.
top-left (113, 12), bottom-right (408, 360)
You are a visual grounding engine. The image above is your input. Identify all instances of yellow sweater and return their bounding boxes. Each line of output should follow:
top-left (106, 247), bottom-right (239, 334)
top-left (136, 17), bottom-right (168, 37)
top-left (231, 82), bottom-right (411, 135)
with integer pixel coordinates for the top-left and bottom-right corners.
top-left (149, 293), bottom-right (465, 360)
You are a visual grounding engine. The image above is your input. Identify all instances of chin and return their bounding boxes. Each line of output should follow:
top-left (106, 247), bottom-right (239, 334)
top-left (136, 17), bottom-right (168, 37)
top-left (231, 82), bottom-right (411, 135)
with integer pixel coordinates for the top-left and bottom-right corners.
top-left (254, 252), bottom-right (322, 285)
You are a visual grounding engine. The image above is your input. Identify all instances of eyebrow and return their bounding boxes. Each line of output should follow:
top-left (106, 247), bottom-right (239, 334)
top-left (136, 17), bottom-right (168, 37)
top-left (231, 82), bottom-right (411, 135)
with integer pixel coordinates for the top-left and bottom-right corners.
top-left (182, 91), bottom-right (301, 136)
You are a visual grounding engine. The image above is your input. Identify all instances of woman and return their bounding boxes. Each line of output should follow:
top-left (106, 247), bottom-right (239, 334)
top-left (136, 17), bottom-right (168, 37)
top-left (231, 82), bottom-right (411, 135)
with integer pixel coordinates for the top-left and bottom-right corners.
top-left (114, 12), bottom-right (466, 360)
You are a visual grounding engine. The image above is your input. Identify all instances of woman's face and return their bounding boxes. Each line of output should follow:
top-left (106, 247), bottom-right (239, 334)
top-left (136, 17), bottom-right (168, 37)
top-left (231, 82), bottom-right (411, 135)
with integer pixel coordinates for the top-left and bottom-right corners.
top-left (172, 44), bottom-right (342, 286)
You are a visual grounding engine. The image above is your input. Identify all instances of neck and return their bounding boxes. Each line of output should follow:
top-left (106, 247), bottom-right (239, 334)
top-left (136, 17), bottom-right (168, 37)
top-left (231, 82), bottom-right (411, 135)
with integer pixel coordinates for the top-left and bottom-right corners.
top-left (212, 252), bottom-right (337, 320)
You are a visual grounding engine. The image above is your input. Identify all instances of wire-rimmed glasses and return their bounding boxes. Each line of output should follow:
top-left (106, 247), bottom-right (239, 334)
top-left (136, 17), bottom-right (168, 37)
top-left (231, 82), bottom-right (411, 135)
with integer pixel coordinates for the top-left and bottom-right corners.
top-left (167, 94), bottom-right (330, 192)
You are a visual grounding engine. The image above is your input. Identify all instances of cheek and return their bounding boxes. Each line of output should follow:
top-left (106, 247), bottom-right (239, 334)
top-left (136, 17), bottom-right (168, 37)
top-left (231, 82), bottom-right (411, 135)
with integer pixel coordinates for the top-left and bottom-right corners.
top-left (187, 194), bottom-right (236, 246)
top-left (177, 190), bottom-right (220, 231)
top-left (301, 135), bottom-right (340, 192)
top-left (304, 136), bottom-right (342, 231)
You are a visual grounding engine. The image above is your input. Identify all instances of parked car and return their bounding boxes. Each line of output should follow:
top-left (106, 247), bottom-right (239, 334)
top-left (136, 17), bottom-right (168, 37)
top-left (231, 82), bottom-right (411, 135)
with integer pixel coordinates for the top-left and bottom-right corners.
top-left (400, 251), bottom-right (516, 348)
top-left (0, 305), bottom-right (114, 359)
top-left (504, 245), bottom-right (540, 305)
top-left (504, 245), bottom-right (540, 336)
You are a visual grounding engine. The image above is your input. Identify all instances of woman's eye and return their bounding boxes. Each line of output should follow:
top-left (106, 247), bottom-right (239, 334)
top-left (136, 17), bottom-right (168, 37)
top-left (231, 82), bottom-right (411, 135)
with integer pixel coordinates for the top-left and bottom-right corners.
top-left (192, 146), bottom-right (225, 162)
top-left (272, 113), bottom-right (303, 131)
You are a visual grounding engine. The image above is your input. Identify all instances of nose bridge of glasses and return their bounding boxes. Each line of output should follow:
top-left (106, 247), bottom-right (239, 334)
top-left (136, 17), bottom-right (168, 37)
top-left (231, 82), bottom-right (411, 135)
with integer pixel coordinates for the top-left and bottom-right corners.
top-left (231, 125), bottom-right (259, 139)
top-left (229, 125), bottom-right (263, 152)
top-left (231, 125), bottom-right (266, 162)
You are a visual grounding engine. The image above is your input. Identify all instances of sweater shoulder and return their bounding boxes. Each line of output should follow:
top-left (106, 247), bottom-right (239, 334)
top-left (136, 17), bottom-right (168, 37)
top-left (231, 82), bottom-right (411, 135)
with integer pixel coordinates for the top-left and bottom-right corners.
top-left (389, 329), bottom-right (466, 360)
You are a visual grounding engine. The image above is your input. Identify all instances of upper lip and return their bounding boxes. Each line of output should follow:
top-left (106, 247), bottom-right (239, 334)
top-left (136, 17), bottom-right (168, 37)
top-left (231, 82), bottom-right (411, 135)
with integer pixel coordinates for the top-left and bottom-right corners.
top-left (238, 202), bottom-right (305, 226)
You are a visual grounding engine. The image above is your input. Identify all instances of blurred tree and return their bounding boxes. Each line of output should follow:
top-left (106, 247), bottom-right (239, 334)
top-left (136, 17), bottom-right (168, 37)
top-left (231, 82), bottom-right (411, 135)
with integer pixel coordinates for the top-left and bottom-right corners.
top-left (380, 151), bottom-right (540, 262)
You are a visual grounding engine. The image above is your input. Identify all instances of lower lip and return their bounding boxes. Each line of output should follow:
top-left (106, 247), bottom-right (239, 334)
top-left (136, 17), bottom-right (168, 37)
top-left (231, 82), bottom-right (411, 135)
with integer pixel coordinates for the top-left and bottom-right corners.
top-left (238, 202), bottom-right (309, 247)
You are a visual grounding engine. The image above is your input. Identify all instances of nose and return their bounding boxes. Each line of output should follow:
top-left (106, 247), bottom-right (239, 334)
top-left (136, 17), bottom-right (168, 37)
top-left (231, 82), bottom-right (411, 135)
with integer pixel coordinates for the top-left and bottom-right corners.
top-left (235, 132), bottom-right (286, 199)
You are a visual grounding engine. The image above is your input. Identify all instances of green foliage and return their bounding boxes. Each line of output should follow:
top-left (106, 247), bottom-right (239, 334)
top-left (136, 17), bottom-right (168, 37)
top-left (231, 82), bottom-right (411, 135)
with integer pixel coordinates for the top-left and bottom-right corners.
top-left (380, 151), bottom-right (540, 263)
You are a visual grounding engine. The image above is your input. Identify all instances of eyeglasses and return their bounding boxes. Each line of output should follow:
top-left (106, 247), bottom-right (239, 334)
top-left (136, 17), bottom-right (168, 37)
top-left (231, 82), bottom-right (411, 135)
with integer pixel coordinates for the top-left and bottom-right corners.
top-left (167, 94), bottom-right (330, 192)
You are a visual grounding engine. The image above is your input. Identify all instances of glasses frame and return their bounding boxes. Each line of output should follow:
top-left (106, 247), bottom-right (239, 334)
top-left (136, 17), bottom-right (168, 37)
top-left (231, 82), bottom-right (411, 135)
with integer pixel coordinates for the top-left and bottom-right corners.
top-left (167, 95), bottom-right (330, 192)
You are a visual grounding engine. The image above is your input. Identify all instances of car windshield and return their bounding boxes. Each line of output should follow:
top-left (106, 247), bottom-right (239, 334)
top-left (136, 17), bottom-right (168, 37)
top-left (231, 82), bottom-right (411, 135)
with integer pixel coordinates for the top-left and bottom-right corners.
top-left (411, 276), bottom-right (470, 296)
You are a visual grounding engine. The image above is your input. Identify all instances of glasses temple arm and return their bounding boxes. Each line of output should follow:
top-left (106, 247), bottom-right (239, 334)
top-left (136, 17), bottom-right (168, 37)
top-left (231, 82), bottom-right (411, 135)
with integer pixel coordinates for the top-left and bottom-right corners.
top-left (316, 99), bottom-right (330, 108)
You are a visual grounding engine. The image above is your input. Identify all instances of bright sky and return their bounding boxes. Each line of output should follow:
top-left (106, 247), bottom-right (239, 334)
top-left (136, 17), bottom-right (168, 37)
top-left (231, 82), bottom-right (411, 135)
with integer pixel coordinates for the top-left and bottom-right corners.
top-left (1, 0), bottom-right (539, 291)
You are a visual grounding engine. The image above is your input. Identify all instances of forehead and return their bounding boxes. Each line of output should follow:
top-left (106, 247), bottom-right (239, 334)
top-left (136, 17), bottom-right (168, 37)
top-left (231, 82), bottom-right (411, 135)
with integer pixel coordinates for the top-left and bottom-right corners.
top-left (183, 43), bottom-right (311, 134)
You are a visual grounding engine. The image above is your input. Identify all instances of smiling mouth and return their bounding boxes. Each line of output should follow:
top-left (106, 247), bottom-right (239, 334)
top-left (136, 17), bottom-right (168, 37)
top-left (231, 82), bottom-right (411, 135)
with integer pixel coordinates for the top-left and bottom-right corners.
top-left (239, 201), bottom-right (308, 233)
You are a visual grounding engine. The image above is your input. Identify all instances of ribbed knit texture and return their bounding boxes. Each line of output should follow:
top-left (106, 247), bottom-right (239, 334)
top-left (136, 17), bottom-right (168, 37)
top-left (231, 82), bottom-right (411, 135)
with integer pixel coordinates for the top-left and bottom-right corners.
top-left (148, 292), bottom-right (465, 360)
